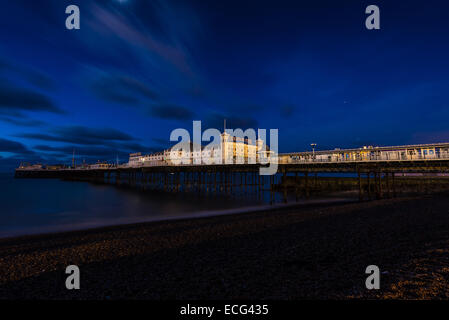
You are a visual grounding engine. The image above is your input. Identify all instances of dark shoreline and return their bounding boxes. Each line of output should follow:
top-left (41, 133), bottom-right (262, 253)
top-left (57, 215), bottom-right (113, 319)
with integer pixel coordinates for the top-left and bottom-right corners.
top-left (1, 194), bottom-right (449, 299)
top-left (0, 197), bottom-right (355, 242)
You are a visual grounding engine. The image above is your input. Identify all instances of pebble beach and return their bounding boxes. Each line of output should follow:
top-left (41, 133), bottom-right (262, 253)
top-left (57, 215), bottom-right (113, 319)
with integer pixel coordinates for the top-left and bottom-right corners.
top-left (1, 194), bottom-right (448, 299)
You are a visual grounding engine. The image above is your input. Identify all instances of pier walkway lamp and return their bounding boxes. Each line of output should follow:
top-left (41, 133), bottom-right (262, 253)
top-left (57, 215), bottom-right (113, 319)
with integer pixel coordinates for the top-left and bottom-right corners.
top-left (310, 143), bottom-right (317, 160)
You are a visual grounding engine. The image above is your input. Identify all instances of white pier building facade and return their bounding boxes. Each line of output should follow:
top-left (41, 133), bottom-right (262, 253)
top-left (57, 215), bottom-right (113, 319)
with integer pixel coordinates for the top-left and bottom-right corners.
top-left (127, 130), bottom-right (273, 167)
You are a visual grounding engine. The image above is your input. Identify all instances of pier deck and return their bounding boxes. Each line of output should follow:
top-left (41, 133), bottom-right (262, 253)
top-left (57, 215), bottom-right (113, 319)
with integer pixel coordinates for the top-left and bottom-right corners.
top-left (14, 159), bottom-right (449, 203)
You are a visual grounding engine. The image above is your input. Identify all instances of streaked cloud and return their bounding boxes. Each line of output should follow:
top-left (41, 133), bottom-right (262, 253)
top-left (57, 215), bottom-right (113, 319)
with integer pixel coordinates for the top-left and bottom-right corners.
top-left (0, 116), bottom-right (46, 127)
top-left (149, 104), bottom-right (194, 120)
top-left (0, 138), bottom-right (34, 155)
top-left (0, 84), bottom-right (64, 114)
top-left (90, 74), bottom-right (158, 106)
top-left (16, 125), bottom-right (135, 145)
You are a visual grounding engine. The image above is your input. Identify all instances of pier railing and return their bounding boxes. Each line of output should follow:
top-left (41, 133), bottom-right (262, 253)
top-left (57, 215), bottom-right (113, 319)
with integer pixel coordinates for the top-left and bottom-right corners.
top-left (283, 153), bottom-right (449, 164)
top-left (15, 152), bottom-right (449, 172)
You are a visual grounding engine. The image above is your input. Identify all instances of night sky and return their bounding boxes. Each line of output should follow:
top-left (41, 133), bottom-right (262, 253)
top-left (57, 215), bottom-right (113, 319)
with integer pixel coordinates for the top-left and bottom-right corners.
top-left (0, 0), bottom-right (448, 171)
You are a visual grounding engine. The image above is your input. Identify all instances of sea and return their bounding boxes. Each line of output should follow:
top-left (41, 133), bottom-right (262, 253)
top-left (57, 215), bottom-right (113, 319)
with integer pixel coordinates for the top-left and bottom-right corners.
top-left (0, 171), bottom-right (358, 238)
top-left (0, 172), bottom-right (263, 238)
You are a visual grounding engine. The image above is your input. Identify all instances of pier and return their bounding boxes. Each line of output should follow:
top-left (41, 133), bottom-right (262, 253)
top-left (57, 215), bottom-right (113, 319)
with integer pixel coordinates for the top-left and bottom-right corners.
top-left (14, 157), bottom-right (449, 203)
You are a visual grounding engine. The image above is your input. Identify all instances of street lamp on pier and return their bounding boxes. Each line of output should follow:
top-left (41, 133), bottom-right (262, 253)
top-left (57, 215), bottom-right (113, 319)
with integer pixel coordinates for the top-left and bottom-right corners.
top-left (310, 143), bottom-right (317, 161)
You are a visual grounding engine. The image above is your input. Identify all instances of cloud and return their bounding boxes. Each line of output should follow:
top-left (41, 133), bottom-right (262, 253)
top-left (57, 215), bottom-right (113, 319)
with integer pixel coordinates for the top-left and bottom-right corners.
top-left (33, 142), bottom-right (161, 164)
top-left (90, 74), bottom-right (158, 105)
top-left (16, 125), bottom-right (135, 145)
top-left (53, 126), bottom-right (135, 142)
top-left (0, 109), bottom-right (26, 118)
top-left (34, 145), bottom-right (122, 158)
top-left (0, 138), bottom-right (34, 155)
top-left (14, 125), bottom-right (165, 163)
top-left (280, 105), bottom-right (295, 118)
top-left (90, 3), bottom-right (196, 76)
top-left (0, 84), bottom-right (65, 114)
top-left (0, 57), bottom-right (54, 90)
top-left (109, 141), bottom-right (161, 154)
top-left (0, 116), bottom-right (46, 127)
top-left (149, 104), bottom-right (194, 120)
top-left (34, 143), bottom-right (159, 157)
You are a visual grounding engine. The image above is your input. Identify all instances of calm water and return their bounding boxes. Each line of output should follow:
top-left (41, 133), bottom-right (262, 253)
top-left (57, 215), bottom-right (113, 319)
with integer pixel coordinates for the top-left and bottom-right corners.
top-left (0, 173), bottom-right (261, 238)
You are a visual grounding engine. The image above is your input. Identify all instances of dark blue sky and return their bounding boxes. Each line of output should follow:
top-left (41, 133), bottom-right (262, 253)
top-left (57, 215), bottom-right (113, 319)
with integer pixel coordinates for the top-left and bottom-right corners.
top-left (0, 0), bottom-right (448, 170)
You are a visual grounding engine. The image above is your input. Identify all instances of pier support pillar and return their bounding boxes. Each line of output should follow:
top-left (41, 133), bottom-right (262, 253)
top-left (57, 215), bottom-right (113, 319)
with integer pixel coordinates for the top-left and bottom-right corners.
top-left (282, 170), bottom-right (288, 203)
top-left (392, 172), bottom-right (397, 198)
top-left (304, 172), bottom-right (309, 199)
top-left (378, 171), bottom-right (383, 199)
top-left (367, 172), bottom-right (372, 199)
top-left (358, 170), bottom-right (363, 201)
